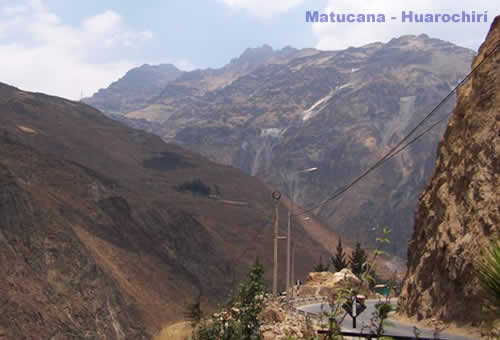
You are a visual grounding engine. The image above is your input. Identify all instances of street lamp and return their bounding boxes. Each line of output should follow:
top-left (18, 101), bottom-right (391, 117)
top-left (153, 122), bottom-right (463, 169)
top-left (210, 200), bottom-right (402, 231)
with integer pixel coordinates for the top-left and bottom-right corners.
top-left (285, 167), bottom-right (317, 297)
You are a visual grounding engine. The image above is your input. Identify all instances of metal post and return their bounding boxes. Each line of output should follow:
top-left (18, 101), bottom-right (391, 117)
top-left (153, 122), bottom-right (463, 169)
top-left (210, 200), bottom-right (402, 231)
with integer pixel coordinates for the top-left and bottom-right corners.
top-left (287, 178), bottom-right (295, 294)
top-left (352, 295), bottom-right (357, 328)
top-left (286, 209), bottom-right (291, 295)
top-left (291, 240), bottom-right (296, 298)
top-left (283, 168), bottom-right (316, 298)
top-left (273, 203), bottom-right (279, 296)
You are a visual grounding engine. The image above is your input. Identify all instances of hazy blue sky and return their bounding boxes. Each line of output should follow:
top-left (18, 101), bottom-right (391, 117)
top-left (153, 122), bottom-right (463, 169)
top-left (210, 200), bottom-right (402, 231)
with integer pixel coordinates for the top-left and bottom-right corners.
top-left (0, 0), bottom-right (497, 99)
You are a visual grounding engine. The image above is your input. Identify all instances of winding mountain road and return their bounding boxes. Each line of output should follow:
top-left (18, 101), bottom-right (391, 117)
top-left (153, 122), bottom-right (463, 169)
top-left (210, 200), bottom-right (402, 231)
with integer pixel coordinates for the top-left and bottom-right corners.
top-left (297, 300), bottom-right (477, 340)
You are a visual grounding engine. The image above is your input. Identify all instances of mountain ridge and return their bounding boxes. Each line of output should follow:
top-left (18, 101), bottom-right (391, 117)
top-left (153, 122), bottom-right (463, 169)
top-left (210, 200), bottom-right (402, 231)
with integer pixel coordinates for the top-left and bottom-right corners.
top-left (85, 34), bottom-right (475, 257)
top-left (82, 63), bottom-right (183, 115)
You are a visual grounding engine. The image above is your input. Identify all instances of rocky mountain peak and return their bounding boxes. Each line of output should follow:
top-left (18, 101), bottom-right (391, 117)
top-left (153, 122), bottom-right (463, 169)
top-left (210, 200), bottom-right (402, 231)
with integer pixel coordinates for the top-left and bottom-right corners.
top-left (229, 44), bottom-right (301, 68)
top-left (125, 63), bottom-right (181, 78)
top-left (386, 33), bottom-right (461, 51)
top-left (81, 63), bottom-right (183, 114)
top-left (231, 44), bottom-right (275, 64)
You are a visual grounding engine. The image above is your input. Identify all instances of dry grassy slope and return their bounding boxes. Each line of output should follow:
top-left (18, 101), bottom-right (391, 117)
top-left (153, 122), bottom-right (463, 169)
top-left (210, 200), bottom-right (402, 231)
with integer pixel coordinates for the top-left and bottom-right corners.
top-left (0, 83), bottom-right (332, 337)
top-left (154, 321), bottom-right (191, 340)
top-left (399, 16), bottom-right (500, 326)
top-left (0, 138), bottom-right (149, 339)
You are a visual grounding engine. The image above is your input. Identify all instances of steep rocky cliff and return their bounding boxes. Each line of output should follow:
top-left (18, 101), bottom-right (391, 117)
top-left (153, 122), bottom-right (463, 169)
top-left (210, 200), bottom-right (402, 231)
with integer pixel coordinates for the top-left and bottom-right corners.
top-left (399, 16), bottom-right (500, 326)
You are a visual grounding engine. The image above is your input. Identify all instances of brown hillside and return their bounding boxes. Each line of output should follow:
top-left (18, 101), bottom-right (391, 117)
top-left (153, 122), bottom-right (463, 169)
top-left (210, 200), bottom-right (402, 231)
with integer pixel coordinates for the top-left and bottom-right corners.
top-left (0, 83), bottom-right (331, 338)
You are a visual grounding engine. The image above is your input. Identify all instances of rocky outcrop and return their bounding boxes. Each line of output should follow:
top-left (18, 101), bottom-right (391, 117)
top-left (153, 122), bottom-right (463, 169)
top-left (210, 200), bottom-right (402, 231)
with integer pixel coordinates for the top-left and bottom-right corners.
top-left (259, 297), bottom-right (317, 340)
top-left (399, 16), bottom-right (500, 326)
top-left (300, 269), bottom-right (361, 297)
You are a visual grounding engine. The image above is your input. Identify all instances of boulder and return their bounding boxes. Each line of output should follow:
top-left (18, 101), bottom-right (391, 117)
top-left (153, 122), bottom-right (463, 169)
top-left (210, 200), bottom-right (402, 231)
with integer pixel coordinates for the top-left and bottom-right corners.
top-left (302, 269), bottom-right (361, 296)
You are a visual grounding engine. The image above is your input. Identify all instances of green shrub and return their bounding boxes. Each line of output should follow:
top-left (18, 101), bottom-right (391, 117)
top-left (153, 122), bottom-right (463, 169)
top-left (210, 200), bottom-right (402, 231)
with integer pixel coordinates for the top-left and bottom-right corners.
top-left (313, 256), bottom-right (329, 272)
top-left (349, 241), bottom-right (368, 277)
top-left (477, 240), bottom-right (500, 314)
top-left (192, 259), bottom-right (266, 340)
top-left (331, 238), bottom-right (348, 272)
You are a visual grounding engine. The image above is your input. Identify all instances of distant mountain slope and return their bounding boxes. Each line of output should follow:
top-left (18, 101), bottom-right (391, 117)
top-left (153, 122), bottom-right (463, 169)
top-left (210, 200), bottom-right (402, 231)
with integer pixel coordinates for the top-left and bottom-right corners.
top-left (82, 63), bottom-right (183, 114)
top-left (400, 16), bottom-right (500, 326)
top-left (0, 82), bottom-right (331, 338)
top-left (85, 37), bottom-right (475, 257)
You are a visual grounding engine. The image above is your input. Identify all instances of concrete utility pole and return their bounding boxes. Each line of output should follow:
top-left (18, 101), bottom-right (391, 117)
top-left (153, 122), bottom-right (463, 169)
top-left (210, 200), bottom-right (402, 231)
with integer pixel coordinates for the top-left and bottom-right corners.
top-left (272, 191), bottom-right (281, 296)
top-left (273, 202), bottom-right (279, 296)
top-left (286, 167), bottom-right (317, 297)
top-left (291, 240), bottom-right (296, 298)
top-left (286, 208), bottom-right (292, 294)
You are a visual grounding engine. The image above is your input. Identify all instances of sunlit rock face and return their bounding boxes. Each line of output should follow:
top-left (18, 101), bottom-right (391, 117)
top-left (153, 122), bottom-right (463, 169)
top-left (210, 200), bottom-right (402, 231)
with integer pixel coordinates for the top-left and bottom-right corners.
top-left (399, 16), bottom-right (500, 325)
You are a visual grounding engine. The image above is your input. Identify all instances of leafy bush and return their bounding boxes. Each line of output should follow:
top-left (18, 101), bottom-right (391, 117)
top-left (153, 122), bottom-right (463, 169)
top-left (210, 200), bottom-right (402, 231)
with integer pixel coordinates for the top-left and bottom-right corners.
top-left (184, 295), bottom-right (203, 327)
top-left (192, 259), bottom-right (266, 340)
top-left (477, 240), bottom-right (500, 314)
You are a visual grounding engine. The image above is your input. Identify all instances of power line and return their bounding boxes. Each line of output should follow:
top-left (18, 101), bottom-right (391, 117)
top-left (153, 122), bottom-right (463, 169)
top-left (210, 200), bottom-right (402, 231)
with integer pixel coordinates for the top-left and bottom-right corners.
top-left (293, 41), bottom-right (500, 217)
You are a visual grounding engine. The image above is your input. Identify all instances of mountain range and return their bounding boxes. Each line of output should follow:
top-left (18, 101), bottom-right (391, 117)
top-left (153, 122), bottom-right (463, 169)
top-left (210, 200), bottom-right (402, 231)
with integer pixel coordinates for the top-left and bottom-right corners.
top-left (84, 35), bottom-right (475, 257)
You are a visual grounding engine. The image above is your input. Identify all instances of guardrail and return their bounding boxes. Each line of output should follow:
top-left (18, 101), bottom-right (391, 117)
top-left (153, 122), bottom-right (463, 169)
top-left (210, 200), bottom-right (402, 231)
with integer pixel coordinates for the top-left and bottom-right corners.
top-left (283, 296), bottom-right (328, 320)
top-left (287, 301), bottom-right (450, 340)
top-left (317, 330), bottom-right (449, 340)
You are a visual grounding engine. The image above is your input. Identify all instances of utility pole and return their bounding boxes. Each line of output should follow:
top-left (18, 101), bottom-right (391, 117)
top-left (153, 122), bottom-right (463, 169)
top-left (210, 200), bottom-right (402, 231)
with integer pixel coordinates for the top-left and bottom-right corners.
top-left (272, 191), bottom-right (281, 296)
top-left (286, 175), bottom-right (296, 296)
top-left (285, 167), bottom-right (317, 298)
top-left (291, 240), bottom-right (296, 298)
top-left (286, 208), bottom-right (292, 295)
top-left (273, 202), bottom-right (279, 296)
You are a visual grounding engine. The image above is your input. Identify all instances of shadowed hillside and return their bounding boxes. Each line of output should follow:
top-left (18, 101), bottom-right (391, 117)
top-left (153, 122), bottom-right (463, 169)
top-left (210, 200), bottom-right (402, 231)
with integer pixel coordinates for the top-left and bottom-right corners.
top-left (0, 83), bottom-right (332, 338)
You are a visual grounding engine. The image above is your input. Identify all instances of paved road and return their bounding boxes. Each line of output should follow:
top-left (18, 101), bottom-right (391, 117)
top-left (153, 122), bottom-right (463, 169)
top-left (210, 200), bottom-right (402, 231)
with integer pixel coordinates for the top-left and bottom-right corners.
top-left (298, 300), bottom-right (477, 340)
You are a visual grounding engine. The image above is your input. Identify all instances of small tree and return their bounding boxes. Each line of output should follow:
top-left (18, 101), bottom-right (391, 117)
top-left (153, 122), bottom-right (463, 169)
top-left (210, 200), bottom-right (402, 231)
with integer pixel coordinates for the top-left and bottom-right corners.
top-left (349, 241), bottom-right (368, 277)
top-left (331, 238), bottom-right (348, 272)
top-left (238, 258), bottom-right (266, 340)
top-left (192, 258), bottom-right (266, 340)
top-left (313, 256), bottom-right (329, 272)
top-left (184, 295), bottom-right (203, 327)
